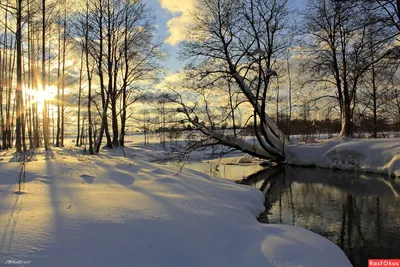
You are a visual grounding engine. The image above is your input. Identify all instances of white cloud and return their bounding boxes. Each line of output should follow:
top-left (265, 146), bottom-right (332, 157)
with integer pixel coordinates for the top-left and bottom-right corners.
top-left (159, 0), bottom-right (197, 45)
top-left (155, 72), bottom-right (186, 90)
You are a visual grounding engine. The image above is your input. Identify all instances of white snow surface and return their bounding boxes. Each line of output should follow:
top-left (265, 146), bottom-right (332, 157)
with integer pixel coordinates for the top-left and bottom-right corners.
top-left (0, 147), bottom-right (351, 267)
top-left (113, 133), bottom-right (400, 177)
top-left (288, 138), bottom-right (400, 176)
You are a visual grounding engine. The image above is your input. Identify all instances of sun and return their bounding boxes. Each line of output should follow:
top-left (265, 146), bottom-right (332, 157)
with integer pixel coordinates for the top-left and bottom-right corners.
top-left (24, 85), bottom-right (58, 108)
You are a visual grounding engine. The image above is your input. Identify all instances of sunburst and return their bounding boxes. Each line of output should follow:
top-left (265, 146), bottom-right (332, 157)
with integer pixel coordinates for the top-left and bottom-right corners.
top-left (24, 85), bottom-right (58, 110)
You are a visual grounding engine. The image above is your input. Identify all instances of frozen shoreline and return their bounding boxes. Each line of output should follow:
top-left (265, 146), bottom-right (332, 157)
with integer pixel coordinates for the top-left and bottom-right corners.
top-left (150, 135), bottom-right (400, 178)
top-left (287, 138), bottom-right (400, 177)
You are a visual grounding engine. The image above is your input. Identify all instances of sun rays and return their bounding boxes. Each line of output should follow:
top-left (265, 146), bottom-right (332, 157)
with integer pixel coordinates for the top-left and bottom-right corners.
top-left (24, 85), bottom-right (58, 109)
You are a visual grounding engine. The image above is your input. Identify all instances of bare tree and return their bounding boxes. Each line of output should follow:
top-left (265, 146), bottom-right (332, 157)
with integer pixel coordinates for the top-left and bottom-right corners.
top-left (176, 0), bottom-right (290, 160)
top-left (16, 0), bottom-right (24, 152)
top-left (72, 0), bottom-right (162, 151)
top-left (76, 48), bottom-right (84, 146)
top-left (302, 0), bottom-right (396, 137)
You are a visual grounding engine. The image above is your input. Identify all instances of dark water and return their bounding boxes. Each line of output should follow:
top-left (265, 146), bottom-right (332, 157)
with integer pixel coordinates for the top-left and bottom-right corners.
top-left (240, 167), bottom-right (400, 267)
top-left (168, 161), bottom-right (400, 267)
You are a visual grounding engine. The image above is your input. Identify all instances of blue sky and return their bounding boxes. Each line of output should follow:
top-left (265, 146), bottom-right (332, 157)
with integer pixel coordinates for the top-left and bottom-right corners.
top-left (147, 0), bottom-right (306, 74)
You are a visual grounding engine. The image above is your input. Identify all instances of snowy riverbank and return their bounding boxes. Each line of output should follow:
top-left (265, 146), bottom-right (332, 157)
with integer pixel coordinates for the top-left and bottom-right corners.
top-left (158, 133), bottom-right (400, 177)
top-left (97, 134), bottom-right (400, 178)
top-left (288, 138), bottom-right (400, 177)
top-left (0, 147), bottom-right (351, 267)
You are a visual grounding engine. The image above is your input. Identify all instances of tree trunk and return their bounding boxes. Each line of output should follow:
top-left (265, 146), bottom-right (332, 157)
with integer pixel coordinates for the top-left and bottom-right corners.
top-left (111, 98), bottom-right (119, 147)
top-left (339, 103), bottom-right (352, 138)
top-left (372, 54), bottom-right (378, 138)
top-left (76, 49), bottom-right (84, 146)
top-left (61, 4), bottom-right (67, 147)
top-left (15, 0), bottom-right (23, 152)
top-left (85, 0), bottom-right (93, 155)
top-left (0, 49), bottom-right (5, 149)
top-left (42, 0), bottom-right (50, 150)
top-left (56, 25), bottom-right (61, 147)
top-left (94, 0), bottom-right (112, 152)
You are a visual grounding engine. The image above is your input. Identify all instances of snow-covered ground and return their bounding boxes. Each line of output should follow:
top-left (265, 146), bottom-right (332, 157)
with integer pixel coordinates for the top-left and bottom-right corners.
top-left (288, 138), bottom-right (400, 177)
top-left (104, 133), bottom-right (244, 163)
top-left (94, 133), bottom-right (400, 178)
top-left (147, 132), bottom-right (400, 177)
top-left (0, 142), bottom-right (351, 267)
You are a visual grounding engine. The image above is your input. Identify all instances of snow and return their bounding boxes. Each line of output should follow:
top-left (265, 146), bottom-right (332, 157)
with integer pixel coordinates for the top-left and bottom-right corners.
top-left (288, 138), bottom-right (400, 177)
top-left (111, 133), bottom-right (245, 163)
top-left (126, 133), bottom-right (400, 177)
top-left (0, 145), bottom-right (351, 267)
top-left (287, 139), bottom-right (343, 166)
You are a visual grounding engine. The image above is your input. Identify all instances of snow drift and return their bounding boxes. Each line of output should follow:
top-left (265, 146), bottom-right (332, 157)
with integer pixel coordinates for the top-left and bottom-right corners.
top-left (288, 138), bottom-right (400, 177)
top-left (0, 148), bottom-right (351, 267)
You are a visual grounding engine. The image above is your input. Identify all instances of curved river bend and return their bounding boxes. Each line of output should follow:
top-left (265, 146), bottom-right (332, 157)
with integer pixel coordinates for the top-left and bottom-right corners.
top-left (166, 161), bottom-right (400, 267)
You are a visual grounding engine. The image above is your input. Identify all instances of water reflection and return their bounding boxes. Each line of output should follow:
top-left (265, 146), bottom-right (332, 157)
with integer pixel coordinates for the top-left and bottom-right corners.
top-left (242, 167), bottom-right (400, 267)
top-left (164, 161), bottom-right (265, 181)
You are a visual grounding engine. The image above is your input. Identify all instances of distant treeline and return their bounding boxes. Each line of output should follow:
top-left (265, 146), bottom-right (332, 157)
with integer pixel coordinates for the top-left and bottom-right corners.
top-left (153, 117), bottom-right (399, 138)
top-left (173, 117), bottom-right (398, 137)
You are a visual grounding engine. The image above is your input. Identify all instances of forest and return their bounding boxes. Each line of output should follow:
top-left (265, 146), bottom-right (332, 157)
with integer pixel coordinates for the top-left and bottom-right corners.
top-left (0, 0), bottom-right (400, 160)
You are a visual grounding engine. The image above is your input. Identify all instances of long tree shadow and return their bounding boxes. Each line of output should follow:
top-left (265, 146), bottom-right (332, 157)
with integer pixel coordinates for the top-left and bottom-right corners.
top-left (0, 193), bottom-right (24, 257)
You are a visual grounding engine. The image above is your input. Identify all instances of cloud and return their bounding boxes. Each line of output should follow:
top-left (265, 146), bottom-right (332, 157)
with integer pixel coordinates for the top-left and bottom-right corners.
top-left (154, 72), bottom-right (186, 92)
top-left (159, 0), bottom-right (197, 45)
top-left (163, 72), bottom-right (186, 85)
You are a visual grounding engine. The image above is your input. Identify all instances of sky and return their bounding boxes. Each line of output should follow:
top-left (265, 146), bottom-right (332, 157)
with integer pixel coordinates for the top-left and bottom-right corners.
top-left (146, 0), bottom-right (306, 75)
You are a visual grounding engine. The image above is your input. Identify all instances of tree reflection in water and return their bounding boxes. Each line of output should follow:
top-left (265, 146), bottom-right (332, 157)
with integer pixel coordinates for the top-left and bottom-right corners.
top-left (241, 167), bottom-right (400, 267)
